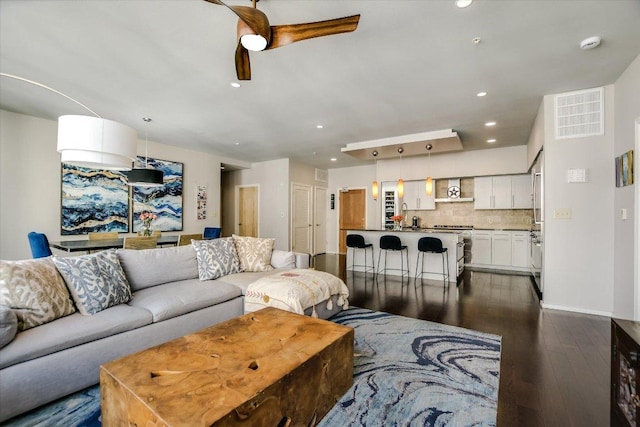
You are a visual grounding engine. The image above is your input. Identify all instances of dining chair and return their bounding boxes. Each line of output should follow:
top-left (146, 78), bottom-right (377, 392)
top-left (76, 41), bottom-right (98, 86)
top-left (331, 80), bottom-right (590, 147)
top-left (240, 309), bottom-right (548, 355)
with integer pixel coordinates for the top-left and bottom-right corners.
top-left (123, 236), bottom-right (158, 250)
top-left (203, 227), bottom-right (221, 239)
top-left (88, 231), bottom-right (119, 240)
top-left (27, 231), bottom-right (53, 258)
top-left (177, 233), bottom-right (203, 246)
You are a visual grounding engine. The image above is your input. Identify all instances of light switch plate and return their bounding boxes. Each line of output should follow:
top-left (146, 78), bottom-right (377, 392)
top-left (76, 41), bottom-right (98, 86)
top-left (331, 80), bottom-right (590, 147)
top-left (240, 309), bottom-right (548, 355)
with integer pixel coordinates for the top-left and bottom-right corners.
top-left (621, 208), bottom-right (628, 220)
top-left (553, 208), bottom-right (572, 219)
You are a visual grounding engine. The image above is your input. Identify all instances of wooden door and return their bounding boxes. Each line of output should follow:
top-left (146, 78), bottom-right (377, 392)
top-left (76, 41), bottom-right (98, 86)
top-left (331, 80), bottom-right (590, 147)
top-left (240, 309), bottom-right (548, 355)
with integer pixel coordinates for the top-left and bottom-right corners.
top-left (339, 189), bottom-right (366, 254)
top-left (292, 183), bottom-right (312, 254)
top-left (238, 186), bottom-right (258, 237)
top-left (314, 187), bottom-right (327, 255)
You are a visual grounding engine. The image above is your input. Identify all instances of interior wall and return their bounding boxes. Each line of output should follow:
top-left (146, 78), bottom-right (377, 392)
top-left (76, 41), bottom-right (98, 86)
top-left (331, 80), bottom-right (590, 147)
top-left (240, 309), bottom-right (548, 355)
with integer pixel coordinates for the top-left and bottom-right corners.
top-left (376, 145), bottom-right (529, 182)
top-left (613, 54), bottom-right (640, 319)
top-left (221, 158), bottom-right (290, 251)
top-left (527, 101), bottom-right (545, 169)
top-left (542, 85), bottom-right (615, 316)
top-left (0, 110), bottom-right (224, 260)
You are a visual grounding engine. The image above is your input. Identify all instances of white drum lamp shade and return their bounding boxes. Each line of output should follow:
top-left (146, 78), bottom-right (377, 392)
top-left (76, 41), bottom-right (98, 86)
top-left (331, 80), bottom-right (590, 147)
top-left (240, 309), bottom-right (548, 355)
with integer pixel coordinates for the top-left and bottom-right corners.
top-left (57, 115), bottom-right (137, 170)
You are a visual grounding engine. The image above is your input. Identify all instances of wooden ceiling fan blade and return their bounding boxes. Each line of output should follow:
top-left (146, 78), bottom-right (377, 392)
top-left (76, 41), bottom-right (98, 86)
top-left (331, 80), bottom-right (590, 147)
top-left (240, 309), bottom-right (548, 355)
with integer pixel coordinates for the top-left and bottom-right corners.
top-left (267, 15), bottom-right (360, 50)
top-left (203, 0), bottom-right (270, 43)
top-left (235, 43), bottom-right (251, 80)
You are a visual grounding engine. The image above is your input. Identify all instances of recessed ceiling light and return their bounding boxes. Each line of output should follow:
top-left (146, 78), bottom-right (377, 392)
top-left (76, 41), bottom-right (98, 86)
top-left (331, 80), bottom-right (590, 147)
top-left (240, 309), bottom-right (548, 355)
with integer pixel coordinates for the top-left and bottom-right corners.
top-left (485, 121), bottom-right (496, 127)
top-left (330, 158), bottom-right (337, 162)
top-left (230, 82), bottom-right (241, 88)
top-left (472, 37), bottom-right (481, 45)
top-left (455, 0), bottom-right (473, 8)
top-left (477, 91), bottom-right (487, 97)
top-left (316, 124), bottom-right (324, 129)
top-left (235, 142), bottom-right (240, 145)
top-left (487, 139), bottom-right (496, 143)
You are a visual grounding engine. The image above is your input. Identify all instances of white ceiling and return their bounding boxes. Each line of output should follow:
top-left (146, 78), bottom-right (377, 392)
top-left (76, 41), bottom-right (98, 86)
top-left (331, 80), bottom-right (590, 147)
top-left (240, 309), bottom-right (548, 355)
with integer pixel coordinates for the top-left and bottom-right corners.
top-left (1, 0), bottom-right (640, 170)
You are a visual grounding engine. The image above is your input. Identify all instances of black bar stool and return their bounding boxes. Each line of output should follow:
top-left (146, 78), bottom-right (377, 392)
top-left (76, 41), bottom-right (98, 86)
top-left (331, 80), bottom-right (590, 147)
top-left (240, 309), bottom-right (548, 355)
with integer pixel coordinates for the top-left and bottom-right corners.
top-left (346, 234), bottom-right (375, 274)
top-left (377, 235), bottom-right (409, 279)
top-left (415, 236), bottom-right (449, 286)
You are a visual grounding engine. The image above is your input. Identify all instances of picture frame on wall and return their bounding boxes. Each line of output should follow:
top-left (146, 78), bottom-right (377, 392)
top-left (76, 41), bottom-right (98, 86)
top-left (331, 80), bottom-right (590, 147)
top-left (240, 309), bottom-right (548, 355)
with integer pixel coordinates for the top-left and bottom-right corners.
top-left (132, 157), bottom-right (183, 232)
top-left (197, 185), bottom-right (207, 220)
top-left (60, 164), bottom-right (129, 235)
top-left (616, 150), bottom-right (634, 187)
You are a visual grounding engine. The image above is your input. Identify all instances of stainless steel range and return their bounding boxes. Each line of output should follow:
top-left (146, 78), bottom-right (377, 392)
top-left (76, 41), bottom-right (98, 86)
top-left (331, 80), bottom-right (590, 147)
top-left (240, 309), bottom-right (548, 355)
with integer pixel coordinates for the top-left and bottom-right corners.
top-left (432, 225), bottom-right (473, 268)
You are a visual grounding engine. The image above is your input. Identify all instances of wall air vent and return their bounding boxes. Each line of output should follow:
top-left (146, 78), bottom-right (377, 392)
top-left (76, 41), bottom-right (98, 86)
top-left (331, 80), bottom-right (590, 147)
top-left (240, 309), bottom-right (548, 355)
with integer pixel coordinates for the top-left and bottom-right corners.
top-left (554, 87), bottom-right (604, 139)
top-left (315, 168), bottom-right (328, 182)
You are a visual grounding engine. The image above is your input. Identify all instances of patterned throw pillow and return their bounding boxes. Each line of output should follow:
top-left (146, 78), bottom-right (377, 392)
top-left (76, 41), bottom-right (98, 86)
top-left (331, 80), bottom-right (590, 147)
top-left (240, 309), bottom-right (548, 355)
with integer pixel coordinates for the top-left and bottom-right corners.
top-left (232, 235), bottom-right (275, 272)
top-left (53, 249), bottom-right (131, 315)
top-left (192, 237), bottom-right (241, 280)
top-left (0, 257), bottom-right (76, 331)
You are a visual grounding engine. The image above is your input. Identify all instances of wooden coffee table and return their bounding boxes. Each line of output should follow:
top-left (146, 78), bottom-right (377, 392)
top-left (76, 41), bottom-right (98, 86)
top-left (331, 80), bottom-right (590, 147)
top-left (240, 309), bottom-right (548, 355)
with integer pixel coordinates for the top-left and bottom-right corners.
top-left (100, 307), bottom-right (354, 426)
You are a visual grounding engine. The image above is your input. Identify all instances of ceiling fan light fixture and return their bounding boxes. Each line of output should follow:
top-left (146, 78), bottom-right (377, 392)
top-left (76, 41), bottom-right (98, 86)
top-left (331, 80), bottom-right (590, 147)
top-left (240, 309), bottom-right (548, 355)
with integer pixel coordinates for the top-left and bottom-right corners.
top-left (240, 34), bottom-right (268, 51)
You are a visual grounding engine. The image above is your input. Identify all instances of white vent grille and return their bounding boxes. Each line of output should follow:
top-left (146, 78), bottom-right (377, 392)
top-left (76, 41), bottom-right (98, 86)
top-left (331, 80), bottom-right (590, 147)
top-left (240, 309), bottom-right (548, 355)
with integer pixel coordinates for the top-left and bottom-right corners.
top-left (554, 87), bottom-right (604, 139)
top-left (315, 168), bottom-right (328, 182)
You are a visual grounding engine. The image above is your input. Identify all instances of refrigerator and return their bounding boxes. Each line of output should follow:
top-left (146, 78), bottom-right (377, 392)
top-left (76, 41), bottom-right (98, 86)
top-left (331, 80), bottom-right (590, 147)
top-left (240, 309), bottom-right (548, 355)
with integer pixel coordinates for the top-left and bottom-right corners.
top-left (530, 150), bottom-right (544, 299)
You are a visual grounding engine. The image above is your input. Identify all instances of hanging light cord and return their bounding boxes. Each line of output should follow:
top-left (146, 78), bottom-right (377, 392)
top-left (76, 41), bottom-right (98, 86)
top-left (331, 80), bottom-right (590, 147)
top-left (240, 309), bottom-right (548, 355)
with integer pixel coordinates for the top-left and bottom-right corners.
top-left (143, 117), bottom-right (152, 168)
top-left (0, 72), bottom-right (102, 118)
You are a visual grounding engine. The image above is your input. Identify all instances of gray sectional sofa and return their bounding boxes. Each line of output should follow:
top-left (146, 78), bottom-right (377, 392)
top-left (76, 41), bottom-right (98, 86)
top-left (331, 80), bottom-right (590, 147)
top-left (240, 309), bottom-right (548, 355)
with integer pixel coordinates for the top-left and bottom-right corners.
top-left (0, 243), bottom-right (314, 422)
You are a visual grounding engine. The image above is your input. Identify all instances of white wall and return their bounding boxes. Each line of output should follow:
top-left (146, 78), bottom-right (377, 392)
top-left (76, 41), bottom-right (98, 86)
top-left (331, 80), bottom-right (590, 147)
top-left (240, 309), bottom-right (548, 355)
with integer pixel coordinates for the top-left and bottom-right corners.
top-left (221, 158), bottom-right (290, 251)
top-left (0, 110), bottom-right (223, 260)
top-left (377, 145), bottom-right (529, 182)
top-left (527, 102), bottom-right (545, 168)
top-left (541, 86), bottom-right (615, 316)
top-left (613, 54), bottom-right (640, 319)
top-left (326, 164), bottom-right (377, 253)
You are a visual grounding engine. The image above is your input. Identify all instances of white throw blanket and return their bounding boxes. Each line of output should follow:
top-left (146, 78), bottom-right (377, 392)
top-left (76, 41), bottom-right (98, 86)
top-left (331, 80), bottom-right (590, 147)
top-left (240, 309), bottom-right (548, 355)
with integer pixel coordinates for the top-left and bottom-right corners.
top-left (244, 269), bottom-right (349, 317)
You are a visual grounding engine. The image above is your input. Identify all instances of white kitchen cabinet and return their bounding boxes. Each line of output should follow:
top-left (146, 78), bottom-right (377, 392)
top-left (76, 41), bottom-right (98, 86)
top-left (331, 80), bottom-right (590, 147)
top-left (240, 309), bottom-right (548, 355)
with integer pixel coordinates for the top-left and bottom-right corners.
top-left (474, 174), bottom-right (531, 210)
top-left (491, 231), bottom-right (512, 266)
top-left (511, 175), bottom-right (533, 209)
top-left (472, 230), bottom-right (492, 264)
top-left (403, 180), bottom-right (435, 210)
top-left (511, 231), bottom-right (530, 267)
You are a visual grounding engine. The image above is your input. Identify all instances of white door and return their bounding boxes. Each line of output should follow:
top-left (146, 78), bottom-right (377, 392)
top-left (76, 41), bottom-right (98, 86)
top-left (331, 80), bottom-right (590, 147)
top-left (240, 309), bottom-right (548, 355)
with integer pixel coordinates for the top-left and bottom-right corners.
top-left (314, 187), bottom-right (327, 255)
top-left (291, 183), bottom-right (312, 254)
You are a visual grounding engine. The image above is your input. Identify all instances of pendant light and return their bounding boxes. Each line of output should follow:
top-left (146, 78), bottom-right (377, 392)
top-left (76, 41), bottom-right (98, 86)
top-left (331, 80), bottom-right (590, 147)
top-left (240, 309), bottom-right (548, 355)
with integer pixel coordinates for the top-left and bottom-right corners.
top-left (125, 118), bottom-right (164, 187)
top-left (397, 147), bottom-right (404, 198)
top-left (1, 73), bottom-right (137, 170)
top-left (371, 150), bottom-right (379, 200)
top-left (425, 144), bottom-right (433, 196)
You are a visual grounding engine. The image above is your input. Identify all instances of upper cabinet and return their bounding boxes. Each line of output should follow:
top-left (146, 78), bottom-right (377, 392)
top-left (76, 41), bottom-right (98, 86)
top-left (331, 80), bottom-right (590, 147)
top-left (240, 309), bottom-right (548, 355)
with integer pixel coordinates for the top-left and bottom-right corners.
top-left (474, 174), bottom-right (532, 210)
top-left (403, 180), bottom-right (435, 210)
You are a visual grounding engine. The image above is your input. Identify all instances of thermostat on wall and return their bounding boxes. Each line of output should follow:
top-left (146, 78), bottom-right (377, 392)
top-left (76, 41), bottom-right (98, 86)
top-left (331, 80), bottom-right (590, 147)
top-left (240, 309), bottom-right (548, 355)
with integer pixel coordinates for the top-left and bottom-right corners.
top-left (567, 168), bottom-right (588, 183)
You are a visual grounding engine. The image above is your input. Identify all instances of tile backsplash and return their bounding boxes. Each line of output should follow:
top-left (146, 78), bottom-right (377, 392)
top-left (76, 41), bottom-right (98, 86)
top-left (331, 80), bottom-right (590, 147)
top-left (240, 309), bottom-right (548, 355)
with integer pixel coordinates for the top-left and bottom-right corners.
top-left (403, 178), bottom-right (534, 230)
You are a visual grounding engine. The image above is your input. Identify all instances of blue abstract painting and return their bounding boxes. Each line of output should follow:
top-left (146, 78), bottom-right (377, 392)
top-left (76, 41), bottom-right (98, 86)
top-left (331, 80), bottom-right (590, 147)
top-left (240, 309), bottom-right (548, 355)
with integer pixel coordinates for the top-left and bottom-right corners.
top-left (132, 157), bottom-right (183, 232)
top-left (61, 164), bottom-right (129, 235)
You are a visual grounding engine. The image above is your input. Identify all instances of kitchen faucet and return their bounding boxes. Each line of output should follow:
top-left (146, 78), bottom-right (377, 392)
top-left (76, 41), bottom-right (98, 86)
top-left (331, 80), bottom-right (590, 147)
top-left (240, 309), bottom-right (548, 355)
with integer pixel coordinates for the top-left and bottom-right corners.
top-left (402, 202), bottom-right (408, 225)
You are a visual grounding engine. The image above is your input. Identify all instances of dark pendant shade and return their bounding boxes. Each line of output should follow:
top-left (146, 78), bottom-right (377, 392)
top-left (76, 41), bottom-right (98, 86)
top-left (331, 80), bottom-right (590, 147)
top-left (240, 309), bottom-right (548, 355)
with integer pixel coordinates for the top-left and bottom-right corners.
top-left (124, 168), bottom-right (164, 187)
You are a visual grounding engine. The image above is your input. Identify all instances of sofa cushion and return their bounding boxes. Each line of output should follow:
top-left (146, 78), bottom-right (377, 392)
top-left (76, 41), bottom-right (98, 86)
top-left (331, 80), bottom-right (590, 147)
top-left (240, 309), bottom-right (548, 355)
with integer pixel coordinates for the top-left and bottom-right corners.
top-left (270, 250), bottom-right (296, 269)
top-left (192, 237), bottom-right (241, 280)
top-left (0, 257), bottom-right (76, 331)
top-left (53, 249), bottom-right (131, 315)
top-left (127, 278), bottom-right (242, 322)
top-left (0, 304), bottom-right (152, 369)
top-left (117, 245), bottom-right (198, 291)
top-left (232, 235), bottom-right (275, 272)
top-left (0, 305), bottom-right (18, 349)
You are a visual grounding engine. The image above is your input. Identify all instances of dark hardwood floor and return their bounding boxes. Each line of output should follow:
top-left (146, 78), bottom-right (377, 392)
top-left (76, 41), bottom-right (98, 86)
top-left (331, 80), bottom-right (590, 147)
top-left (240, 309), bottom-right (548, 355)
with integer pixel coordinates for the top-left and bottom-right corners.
top-left (314, 254), bottom-right (610, 427)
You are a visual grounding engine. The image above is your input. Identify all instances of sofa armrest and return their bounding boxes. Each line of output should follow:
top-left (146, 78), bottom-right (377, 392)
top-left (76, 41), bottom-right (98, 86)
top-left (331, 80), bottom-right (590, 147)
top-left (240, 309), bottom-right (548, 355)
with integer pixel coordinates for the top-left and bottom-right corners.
top-left (294, 252), bottom-right (310, 269)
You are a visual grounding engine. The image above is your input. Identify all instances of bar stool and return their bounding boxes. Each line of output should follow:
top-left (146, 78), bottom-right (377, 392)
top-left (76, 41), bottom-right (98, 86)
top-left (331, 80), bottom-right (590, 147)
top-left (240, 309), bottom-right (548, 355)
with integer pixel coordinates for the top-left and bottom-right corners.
top-left (346, 234), bottom-right (375, 274)
top-left (415, 237), bottom-right (449, 286)
top-left (377, 235), bottom-right (409, 279)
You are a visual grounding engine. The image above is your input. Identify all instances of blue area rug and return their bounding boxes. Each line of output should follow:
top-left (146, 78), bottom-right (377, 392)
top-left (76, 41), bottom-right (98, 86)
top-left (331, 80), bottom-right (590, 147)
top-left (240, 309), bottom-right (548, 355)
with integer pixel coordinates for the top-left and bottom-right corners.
top-left (2, 308), bottom-right (500, 427)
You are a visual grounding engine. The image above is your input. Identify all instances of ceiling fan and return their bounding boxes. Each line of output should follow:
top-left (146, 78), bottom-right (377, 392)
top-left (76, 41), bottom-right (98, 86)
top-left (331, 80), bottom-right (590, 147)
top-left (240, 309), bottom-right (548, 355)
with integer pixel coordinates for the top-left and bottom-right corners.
top-left (204, 0), bottom-right (360, 80)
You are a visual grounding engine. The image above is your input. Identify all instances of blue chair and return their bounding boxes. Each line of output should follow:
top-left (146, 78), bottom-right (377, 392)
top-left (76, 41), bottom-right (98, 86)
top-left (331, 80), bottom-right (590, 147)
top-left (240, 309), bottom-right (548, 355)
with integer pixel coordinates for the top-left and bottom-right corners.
top-left (28, 232), bottom-right (52, 258)
top-left (203, 227), bottom-right (221, 239)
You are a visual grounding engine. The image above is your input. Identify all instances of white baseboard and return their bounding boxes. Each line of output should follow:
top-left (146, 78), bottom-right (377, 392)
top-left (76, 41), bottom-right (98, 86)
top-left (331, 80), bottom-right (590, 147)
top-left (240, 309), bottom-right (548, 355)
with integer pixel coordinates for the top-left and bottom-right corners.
top-left (541, 303), bottom-right (612, 318)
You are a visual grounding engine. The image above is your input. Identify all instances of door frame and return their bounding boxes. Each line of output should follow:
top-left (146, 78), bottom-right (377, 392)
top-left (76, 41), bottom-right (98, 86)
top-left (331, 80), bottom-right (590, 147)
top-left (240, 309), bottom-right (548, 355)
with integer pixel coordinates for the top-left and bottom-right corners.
top-left (336, 186), bottom-right (368, 254)
top-left (313, 186), bottom-right (328, 256)
top-left (235, 184), bottom-right (259, 236)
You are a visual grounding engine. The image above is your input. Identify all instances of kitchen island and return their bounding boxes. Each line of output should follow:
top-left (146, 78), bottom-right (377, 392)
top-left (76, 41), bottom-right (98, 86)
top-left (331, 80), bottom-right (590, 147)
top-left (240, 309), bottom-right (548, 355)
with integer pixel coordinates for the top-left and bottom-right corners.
top-left (345, 229), bottom-right (464, 282)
